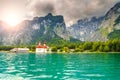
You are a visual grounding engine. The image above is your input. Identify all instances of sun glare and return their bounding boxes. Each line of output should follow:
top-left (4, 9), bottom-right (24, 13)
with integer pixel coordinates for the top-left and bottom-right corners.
top-left (4, 14), bottom-right (21, 27)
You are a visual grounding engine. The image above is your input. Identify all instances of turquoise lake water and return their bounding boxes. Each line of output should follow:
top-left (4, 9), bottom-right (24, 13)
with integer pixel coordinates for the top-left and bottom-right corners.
top-left (0, 52), bottom-right (120, 80)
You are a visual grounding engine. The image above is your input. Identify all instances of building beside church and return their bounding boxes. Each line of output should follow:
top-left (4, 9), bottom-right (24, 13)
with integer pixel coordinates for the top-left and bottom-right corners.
top-left (10, 48), bottom-right (29, 53)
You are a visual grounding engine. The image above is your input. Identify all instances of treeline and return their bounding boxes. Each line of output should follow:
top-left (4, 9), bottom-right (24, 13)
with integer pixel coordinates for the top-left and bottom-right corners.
top-left (51, 40), bottom-right (120, 52)
top-left (0, 40), bottom-right (119, 52)
top-left (0, 46), bottom-right (15, 51)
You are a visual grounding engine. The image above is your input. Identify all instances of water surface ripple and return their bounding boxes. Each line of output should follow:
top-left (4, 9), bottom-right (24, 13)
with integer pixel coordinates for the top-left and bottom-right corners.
top-left (0, 53), bottom-right (120, 80)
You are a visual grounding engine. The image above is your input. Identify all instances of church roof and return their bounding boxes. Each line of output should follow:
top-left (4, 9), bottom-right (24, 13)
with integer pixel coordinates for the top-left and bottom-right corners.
top-left (36, 45), bottom-right (47, 48)
top-left (36, 42), bottom-right (47, 48)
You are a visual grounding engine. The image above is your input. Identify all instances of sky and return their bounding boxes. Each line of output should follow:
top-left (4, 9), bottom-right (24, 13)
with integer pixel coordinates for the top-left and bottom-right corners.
top-left (0, 0), bottom-right (120, 26)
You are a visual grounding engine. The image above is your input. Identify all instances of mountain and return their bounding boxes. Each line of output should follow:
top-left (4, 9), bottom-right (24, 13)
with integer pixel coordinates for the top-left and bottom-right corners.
top-left (1, 2), bottom-right (120, 45)
top-left (0, 13), bottom-right (73, 45)
top-left (94, 2), bottom-right (120, 41)
top-left (67, 16), bottom-right (104, 41)
top-left (108, 30), bottom-right (120, 40)
top-left (68, 2), bottom-right (120, 41)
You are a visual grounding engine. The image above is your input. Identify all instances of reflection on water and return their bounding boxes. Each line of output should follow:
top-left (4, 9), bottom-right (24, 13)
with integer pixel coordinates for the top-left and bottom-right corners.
top-left (0, 53), bottom-right (120, 80)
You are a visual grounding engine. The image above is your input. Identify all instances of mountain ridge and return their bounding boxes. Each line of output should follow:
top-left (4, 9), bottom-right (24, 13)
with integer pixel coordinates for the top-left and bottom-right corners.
top-left (97, 2), bottom-right (120, 41)
top-left (0, 13), bottom-right (73, 45)
top-left (68, 2), bottom-right (120, 41)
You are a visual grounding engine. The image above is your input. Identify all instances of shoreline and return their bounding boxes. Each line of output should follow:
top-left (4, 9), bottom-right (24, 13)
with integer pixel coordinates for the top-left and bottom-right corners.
top-left (0, 51), bottom-right (120, 54)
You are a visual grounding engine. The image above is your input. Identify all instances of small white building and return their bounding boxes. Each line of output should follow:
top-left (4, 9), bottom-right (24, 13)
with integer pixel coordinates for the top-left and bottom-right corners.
top-left (36, 42), bottom-right (47, 53)
top-left (10, 48), bottom-right (29, 53)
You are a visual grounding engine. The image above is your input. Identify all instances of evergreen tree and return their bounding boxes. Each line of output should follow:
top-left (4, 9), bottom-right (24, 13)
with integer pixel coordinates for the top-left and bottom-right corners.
top-left (103, 45), bottom-right (109, 52)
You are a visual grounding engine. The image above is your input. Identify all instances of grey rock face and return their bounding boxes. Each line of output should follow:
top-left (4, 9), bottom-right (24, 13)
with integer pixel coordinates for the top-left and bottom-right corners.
top-left (68, 2), bottom-right (120, 41)
top-left (67, 17), bottom-right (104, 41)
top-left (0, 13), bottom-right (70, 45)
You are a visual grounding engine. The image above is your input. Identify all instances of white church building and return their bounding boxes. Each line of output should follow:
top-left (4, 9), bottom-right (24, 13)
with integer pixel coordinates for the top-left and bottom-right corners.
top-left (36, 42), bottom-right (47, 53)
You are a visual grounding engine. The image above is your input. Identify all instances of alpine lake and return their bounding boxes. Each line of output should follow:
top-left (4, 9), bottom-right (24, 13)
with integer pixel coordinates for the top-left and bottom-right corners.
top-left (0, 52), bottom-right (120, 80)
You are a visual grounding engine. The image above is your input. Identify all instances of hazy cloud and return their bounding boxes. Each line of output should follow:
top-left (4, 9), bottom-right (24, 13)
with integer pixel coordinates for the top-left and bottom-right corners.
top-left (0, 0), bottom-right (120, 26)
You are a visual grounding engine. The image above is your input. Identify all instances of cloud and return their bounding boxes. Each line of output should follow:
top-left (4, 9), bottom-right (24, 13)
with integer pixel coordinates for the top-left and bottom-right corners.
top-left (0, 0), bottom-right (120, 26)
top-left (26, 0), bottom-right (120, 26)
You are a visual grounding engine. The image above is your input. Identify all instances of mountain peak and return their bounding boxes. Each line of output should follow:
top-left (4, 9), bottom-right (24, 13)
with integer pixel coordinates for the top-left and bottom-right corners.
top-left (111, 2), bottom-right (120, 12)
top-left (114, 2), bottom-right (120, 7)
top-left (105, 2), bottom-right (120, 20)
top-left (46, 13), bottom-right (53, 17)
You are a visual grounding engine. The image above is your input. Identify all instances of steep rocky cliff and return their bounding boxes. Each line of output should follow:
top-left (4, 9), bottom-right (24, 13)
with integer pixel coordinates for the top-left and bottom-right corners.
top-left (67, 16), bottom-right (104, 41)
top-left (68, 2), bottom-right (120, 41)
top-left (0, 13), bottom-right (71, 45)
top-left (94, 2), bottom-right (120, 41)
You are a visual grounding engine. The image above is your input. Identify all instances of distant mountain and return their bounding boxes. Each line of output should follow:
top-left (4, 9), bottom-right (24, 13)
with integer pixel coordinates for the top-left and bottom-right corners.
top-left (0, 13), bottom-right (75, 45)
top-left (94, 2), bottom-right (120, 41)
top-left (67, 16), bottom-right (104, 41)
top-left (68, 2), bottom-right (120, 41)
